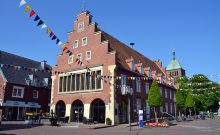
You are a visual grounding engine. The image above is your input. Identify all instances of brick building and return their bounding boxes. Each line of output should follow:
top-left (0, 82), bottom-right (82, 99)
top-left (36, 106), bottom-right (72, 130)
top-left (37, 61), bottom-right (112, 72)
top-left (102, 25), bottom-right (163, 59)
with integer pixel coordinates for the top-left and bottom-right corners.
top-left (51, 11), bottom-right (177, 125)
top-left (0, 50), bottom-right (51, 120)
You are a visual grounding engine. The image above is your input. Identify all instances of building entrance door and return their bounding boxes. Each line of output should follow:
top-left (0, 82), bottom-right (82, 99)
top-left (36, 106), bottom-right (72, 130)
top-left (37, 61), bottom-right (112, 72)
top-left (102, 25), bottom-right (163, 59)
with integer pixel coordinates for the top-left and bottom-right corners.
top-left (71, 100), bottom-right (84, 122)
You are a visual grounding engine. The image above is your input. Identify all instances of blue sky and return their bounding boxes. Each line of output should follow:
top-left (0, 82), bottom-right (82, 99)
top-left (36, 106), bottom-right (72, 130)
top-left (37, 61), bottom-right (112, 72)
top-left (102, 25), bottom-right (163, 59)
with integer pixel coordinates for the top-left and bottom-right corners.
top-left (0, 0), bottom-right (220, 82)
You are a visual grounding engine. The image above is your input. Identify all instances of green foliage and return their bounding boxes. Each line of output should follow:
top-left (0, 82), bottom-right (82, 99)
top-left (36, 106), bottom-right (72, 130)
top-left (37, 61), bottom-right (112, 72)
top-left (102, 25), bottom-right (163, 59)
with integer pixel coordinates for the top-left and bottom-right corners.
top-left (148, 80), bottom-right (163, 107)
top-left (176, 90), bottom-right (185, 112)
top-left (185, 92), bottom-right (195, 108)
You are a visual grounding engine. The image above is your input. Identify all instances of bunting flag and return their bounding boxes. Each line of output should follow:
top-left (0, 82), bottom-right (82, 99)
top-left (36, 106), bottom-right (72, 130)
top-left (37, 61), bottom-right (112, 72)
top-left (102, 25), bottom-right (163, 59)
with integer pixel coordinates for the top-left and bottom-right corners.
top-left (37, 20), bottom-right (44, 26)
top-left (62, 46), bottom-right (68, 52)
top-left (34, 15), bottom-right (40, 21)
top-left (49, 32), bottom-right (54, 37)
top-left (29, 10), bottom-right (36, 18)
top-left (46, 28), bottom-right (51, 34)
top-left (69, 52), bottom-right (73, 56)
top-left (19, 0), bottom-right (27, 7)
top-left (24, 5), bottom-right (31, 13)
top-left (41, 24), bottom-right (47, 29)
top-left (56, 39), bottom-right (60, 44)
top-left (51, 35), bottom-right (57, 40)
top-left (66, 50), bottom-right (70, 54)
top-left (57, 41), bottom-right (63, 46)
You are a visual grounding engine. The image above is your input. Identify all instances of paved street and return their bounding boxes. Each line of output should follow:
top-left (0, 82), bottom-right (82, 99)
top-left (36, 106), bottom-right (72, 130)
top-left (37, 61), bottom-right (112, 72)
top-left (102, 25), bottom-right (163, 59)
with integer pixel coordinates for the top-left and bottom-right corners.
top-left (0, 117), bottom-right (220, 135)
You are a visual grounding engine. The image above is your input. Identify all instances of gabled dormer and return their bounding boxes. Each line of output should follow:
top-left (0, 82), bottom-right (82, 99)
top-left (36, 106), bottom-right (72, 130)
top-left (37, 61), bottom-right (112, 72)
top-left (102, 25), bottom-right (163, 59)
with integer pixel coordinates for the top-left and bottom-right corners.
top-left (126, 57), bottom-right (136, 72)
top-left (135, 63), bottom-right (144, 75)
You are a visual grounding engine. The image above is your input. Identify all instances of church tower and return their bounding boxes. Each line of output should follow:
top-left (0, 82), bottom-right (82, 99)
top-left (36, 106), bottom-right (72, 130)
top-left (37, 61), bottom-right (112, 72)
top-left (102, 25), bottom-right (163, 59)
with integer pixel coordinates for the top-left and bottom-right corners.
top-left (166, 50), bottom-right (185, 83)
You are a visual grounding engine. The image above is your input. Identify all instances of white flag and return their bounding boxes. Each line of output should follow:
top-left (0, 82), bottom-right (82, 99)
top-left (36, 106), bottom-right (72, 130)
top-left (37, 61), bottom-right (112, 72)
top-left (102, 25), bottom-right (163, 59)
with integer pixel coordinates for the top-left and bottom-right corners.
top-left (58, 41), bottom-right (63, 46)
top-left (19, 0), bottom-right (27, 7)
top-left (41, 24), bottom-right (47, 29)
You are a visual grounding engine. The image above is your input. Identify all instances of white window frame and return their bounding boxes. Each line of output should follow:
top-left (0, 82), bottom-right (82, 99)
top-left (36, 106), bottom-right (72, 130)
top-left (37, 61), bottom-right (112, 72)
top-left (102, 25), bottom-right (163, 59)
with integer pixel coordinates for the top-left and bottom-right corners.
top-left (74, 40), bottom-right (78, 49)
top-left (33, 90), bottom-right (39, 99)
top-left (12, 86), bottom-right (24, 98)
top-left (141, 65), bottom-right (144, 75)
top-left (78, 22), bottom-right (84, 32)
top-left (68, 55), bottom-right (74, 64)
top-left (77, 53), bottom-right (82, 61)
top-left (82, 37), bottom-right (88, 46)
top-left (86, 51), bottom-right (91, 60)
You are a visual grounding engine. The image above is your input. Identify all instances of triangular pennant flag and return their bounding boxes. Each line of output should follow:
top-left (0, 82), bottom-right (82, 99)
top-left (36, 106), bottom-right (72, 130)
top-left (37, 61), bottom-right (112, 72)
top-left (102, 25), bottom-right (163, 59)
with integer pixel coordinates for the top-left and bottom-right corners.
top-left (37, 20), bottom-right (44, 26)
top-left (51, 35), bottom-right (57, 40)
top-left (41, 24), bottom-right (47, 29)
top-left (34, 15), bottom-right (40, 21)
top-left (46, 28), bottom-right (51, 34)
top-left (19, 0), bottom-right (27, 7)
top-left (29, 10), bottom-right (36, 18)
top-left (24, 5), bottom-right (31, 13)
top-left (62, 47), bottom-right (67, 52)
top-left (69, 52), bottom-right (73, 56)
top-left (56, 39), bottom-right (60, 44)
top-left (58, 41), bottom-right (62, 46)
top-left (66, 50), bottom-right (70, 54)
top-left (50, 32), bottom-right (54, 37)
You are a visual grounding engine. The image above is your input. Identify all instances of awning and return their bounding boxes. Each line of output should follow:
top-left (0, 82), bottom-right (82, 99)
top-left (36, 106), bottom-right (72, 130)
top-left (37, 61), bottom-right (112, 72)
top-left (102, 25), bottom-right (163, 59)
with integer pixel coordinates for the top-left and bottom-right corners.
top-left (0, 100), bottom-right (41, 108)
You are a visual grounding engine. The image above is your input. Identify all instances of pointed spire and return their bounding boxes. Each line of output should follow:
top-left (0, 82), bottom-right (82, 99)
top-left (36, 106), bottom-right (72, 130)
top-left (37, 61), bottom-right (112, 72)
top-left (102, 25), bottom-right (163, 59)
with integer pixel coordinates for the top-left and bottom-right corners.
top-left (172, 49), bottom-right (176, 60)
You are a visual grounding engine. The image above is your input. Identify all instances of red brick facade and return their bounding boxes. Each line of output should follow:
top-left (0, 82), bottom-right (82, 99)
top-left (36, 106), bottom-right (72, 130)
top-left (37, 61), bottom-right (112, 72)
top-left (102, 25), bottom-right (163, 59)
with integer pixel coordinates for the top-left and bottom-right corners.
top-left (51, 11), bottom-right (177, 125)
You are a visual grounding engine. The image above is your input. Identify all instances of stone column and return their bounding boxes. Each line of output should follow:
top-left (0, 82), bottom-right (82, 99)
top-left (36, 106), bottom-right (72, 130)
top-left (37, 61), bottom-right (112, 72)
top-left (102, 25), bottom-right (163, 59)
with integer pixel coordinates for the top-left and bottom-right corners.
top-left (65, 104), bottom-right (71, 122)
top-left (84, 104), bottom-right (90, 119)
top-left (50, 75), bottom-right (56, 112)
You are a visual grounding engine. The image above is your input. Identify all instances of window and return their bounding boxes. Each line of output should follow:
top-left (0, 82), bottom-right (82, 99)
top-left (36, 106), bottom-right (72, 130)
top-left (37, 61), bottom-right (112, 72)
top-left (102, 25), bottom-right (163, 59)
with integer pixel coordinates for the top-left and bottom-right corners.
top-left (160, 106), bottom-right (163, 113)
top-left (140, 65), bottom-right (144, 75)
top-left (160, 87), bottom-right (162, 96)
top-left (82, 37), bottom-right (87, 46)
top-left (132, 62), bottom-right (136, 71)
top-left (33, 90), bottom-right (38, 98)
top-left (145, 83), bottom-right (149, 94)
top-left (170, 90), bottom-right (172, 99)
top-left (165, 103), bottom-right (168, 112)
top-left (136, 78), bottom-right (141, 92)
top-left (74, 40), bottom-right (78, 49)
top-left (136, 98), bottom-right (142, 111)
top-left (12, 86), bottom-right (24, 98)
top-left (86, 51), bottom-right (91, 60)
top-left (96, 70), bottom-right (102, 89)
top-left (165, 89), bottom-right (168, 98)
top-left (59, 77), bottom-right (63, 92)
top-left (77, 53), bottom-right (82, 61)
top-left (170, 103), bottom-right (173, 114)
top-left (78, 22), bottom-right (84, 32)
top-left (68, 55), bottom-right (74, 64)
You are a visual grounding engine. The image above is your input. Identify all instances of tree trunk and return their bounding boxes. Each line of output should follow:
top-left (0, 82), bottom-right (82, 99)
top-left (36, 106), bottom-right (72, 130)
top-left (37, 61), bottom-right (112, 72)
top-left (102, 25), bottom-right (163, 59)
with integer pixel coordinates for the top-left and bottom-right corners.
top-left (189, 108), bottom-right (192, 117)
top-left (154, 107), bottom-right (158, 123)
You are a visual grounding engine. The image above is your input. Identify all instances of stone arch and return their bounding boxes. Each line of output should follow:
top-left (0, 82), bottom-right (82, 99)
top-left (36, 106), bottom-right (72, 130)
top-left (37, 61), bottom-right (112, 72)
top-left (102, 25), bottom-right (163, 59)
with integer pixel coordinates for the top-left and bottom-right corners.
top-left (90, 98), bottom-right (105, 123)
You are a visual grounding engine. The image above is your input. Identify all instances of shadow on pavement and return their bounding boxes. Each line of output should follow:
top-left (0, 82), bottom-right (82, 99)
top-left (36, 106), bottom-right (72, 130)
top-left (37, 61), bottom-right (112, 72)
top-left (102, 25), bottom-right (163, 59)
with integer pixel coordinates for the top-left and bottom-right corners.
top-left (0, 123), bottom-right (41, 132)
top-left (0, 134), bottom-right (16, 135)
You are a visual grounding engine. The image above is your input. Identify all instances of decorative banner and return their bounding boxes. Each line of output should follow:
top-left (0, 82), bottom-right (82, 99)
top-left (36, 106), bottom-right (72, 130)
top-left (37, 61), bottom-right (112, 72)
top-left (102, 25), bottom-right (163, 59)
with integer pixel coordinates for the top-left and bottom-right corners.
top-left (37, 20), bottom-right (44, 26)
top-left (41, 24), bottom-right (47, 29)
top-left (46, 28), bottom-right (51, 33)
top-left (29, 10), bottom-right (36, 18)
top-left (51, 35), bottom-right (57, 40)
top-left (24, 5), bottom-right (31, 13)
top-left (49, 32), bottom-right (54, 37)
top-left (34, 15), bottom-right (40, 21)
top-left (56, 39), bottom-right (60, 44)
top-left (19, 0), bottom-right (27, 7)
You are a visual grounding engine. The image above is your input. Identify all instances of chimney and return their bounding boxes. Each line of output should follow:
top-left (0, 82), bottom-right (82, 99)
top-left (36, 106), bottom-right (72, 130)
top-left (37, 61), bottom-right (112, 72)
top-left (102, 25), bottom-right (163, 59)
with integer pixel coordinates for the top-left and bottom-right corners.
top-left (41, 60), bottom-right (47, 70)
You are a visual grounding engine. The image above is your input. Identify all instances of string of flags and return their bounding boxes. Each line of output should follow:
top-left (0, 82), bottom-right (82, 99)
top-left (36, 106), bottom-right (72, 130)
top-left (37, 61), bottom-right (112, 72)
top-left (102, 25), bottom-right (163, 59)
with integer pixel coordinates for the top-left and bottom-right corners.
top-left (19, 0), bottom-right (89, 70)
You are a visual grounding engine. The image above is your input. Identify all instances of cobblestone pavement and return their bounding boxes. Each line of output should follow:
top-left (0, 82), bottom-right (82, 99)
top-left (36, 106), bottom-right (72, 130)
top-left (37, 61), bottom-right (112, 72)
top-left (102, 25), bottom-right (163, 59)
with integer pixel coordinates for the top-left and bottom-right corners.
top-left (0, 117), bottom-right (220, 135)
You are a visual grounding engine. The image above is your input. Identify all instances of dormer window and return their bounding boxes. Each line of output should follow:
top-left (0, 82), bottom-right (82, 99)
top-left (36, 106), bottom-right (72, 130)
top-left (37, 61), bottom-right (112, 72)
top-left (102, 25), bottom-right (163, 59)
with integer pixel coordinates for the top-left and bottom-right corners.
top-left (78, 22), bottom-right (84, 32)
top-left (141, 65), bottom-right (144, 75)
top-left (132, 62), bottom-right (135, 71)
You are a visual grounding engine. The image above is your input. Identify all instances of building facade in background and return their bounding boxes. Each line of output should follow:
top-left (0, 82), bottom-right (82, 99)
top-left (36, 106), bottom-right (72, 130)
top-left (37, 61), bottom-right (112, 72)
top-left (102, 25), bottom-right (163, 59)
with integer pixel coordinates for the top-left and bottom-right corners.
top-left (0, 50), bottom-right (51, 120)
top-left (51, 11), bottom-right (177, 125)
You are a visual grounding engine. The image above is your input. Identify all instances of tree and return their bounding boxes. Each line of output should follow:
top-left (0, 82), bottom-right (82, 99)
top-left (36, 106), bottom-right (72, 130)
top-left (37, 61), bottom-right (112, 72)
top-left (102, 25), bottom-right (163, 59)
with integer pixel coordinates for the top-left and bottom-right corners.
top-left (185, 92), bottom-right (195, 117)
top-left (176, 89), bottom-right (185, 119)
top-left (148, 80), bottom-right (163, 122)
